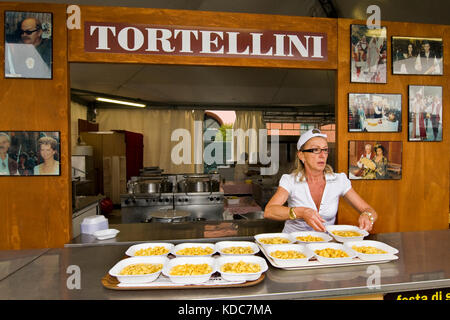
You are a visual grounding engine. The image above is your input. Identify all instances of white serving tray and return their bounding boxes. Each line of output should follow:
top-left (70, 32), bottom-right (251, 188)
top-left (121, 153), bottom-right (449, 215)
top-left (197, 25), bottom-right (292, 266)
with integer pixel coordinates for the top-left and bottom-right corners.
top-left (257, 243), bottom-right (398, 270)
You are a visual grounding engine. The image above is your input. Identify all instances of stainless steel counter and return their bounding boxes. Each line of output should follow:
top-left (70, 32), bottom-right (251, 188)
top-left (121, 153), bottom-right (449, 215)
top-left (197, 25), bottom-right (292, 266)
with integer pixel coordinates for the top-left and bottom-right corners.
top-left (0, 229), bottom-right (449, 299)
top-left (67, 219), bottom-right (285, 247)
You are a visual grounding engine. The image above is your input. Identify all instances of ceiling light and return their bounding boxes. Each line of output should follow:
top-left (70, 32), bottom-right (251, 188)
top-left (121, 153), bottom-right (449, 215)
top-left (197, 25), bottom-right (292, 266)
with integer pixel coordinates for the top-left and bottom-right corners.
top-left (96, 97), bottom-right (146, 108)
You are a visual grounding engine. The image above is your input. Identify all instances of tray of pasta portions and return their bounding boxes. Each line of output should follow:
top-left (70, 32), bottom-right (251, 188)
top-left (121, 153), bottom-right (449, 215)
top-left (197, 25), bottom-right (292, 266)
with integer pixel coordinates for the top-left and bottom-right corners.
top-left (102, 241), bottom-right (267, 290)
top-left (254, 227), bottom-right (399, 270)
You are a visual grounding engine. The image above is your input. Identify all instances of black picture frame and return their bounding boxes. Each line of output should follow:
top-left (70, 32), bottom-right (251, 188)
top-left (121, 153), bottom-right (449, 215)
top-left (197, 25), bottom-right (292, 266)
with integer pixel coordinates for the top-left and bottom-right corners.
top-left (0, 131), bottom-right (61, 176)
top-left (348, 140), bottom-right (402, 180)
top-left (350, 24), bottom-right (387, 84)
top-left (348, 93), bottom-right (402, 132)
top-left (408, 85), bottom-right (443, 142)
top-left (4, 11), bottom-right (53, 80)
top-left (392, 36), bottom-right (443, 75)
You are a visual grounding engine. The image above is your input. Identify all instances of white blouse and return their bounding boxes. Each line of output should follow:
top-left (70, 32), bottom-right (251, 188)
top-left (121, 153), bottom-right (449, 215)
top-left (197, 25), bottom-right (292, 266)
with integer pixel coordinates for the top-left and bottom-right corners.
top-left (278, 172), bottom-right (352, 233)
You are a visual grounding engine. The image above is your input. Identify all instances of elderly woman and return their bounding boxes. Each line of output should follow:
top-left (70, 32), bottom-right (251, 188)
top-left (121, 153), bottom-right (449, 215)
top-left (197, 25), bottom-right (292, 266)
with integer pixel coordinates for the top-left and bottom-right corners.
top-left (33, 136), bottom-right (59, 175)
top-left (264, 129), bottom-right (377, 233)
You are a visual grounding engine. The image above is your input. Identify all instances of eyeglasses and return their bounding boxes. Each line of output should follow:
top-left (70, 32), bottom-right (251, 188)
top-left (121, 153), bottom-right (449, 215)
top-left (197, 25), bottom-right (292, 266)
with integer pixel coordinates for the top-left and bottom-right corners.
top-left (301, 148), bottom-right (329, 154)
top-left (20, 28), bottom-right (40, 35)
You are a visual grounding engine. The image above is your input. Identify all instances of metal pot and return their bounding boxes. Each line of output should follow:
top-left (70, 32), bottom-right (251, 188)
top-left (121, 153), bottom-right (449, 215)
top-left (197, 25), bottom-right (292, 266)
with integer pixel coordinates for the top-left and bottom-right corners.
top-left (135, 179), bottom-right (162, 194)
top-left (146, 209), bottom-right (191, 223)
top-left (178, 174), bottom-right (213, 193)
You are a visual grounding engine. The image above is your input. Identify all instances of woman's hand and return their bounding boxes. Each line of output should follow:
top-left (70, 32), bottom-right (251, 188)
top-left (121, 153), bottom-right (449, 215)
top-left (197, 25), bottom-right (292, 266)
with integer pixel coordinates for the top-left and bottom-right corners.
top-left (358, 214), bottom-right (374, 232)
top-left (297, 207), bottom-right (326, 232)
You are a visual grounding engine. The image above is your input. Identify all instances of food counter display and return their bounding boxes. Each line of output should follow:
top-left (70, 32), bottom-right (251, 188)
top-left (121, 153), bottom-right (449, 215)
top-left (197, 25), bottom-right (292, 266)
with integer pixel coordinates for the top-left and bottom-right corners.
top-left (0, 229), bottom-right (448, 300)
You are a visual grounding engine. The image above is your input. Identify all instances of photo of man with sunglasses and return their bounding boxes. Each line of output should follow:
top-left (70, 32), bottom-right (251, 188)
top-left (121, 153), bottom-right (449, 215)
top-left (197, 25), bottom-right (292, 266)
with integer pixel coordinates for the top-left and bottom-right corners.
top-left (4, 11), bottom-right (52, 79)
top-left (18, 16), bottom-right (52, 69)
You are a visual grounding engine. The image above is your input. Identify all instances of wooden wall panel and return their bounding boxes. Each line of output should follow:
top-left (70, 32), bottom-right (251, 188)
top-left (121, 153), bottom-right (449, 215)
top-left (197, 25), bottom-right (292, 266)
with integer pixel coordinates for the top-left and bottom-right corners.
top-left (0, 3), bottom-right (71, 249)
top-left (68, 6), bottom-right (337, 70)
top-left (336, 19), bottom-right (450, 233)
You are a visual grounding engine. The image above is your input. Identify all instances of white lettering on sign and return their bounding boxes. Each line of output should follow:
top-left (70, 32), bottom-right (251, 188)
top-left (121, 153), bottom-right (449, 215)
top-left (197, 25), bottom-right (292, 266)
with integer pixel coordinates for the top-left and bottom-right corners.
top-left (118, 27), bottom-right (144, 51)
top-left (85, 22), bottom-right (328, 61)
top-left (90, 25), bottom-right (116, 50)
top-left (174, 29), bottom-right (199, 53)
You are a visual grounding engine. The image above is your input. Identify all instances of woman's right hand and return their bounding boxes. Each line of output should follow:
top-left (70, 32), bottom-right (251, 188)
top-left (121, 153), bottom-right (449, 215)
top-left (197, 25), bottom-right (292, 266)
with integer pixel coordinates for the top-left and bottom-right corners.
top-left (296, 207), bottom-right (326, 232)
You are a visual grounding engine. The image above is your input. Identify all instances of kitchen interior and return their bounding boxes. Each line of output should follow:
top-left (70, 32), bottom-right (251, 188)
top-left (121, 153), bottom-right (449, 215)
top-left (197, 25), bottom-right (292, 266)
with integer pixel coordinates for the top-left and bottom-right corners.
top-left (69, 63), bottom-right (336, 240)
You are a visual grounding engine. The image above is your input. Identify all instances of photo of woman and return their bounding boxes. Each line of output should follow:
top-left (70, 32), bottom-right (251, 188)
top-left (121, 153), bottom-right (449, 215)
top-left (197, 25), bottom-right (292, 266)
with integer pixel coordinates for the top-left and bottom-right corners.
top-left (348, 141), bottom-right (402, 180)
top-left (34, 136), bottom-right (59, 175)
top-left (0, 131), bottom-right (60, 176)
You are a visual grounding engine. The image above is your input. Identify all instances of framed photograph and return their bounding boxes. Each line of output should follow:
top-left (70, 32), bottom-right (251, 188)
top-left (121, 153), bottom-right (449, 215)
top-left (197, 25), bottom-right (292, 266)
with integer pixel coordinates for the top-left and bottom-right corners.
top-left (348, 93), bottom-right (402, 132)
top-left (348, 141), bottom-right (402, 180)
top-left (0, 131), bottom-right (60, 176)
top-left (408, 85), bottom-right (443, 142)
top-left (351, 24), bottom-right (387, 83)
top-left (4, 11), bottom-right (52, 79)
top-left (392, 37), bottom-right (443, 75)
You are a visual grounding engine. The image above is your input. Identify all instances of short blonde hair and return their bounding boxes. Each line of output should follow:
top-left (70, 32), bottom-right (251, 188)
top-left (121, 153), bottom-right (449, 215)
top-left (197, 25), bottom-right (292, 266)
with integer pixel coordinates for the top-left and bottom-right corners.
top-left (38, 136), bottom-right (58, 151)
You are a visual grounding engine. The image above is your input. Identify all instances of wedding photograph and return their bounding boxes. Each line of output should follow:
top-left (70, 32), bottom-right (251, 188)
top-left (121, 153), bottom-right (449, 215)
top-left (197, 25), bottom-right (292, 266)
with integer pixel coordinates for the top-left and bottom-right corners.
top-left (351, 24), bottom-right (387, 83)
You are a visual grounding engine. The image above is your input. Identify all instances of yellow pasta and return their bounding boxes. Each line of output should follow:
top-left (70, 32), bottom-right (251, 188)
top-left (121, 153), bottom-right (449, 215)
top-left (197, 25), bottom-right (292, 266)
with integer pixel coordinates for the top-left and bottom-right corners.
top-left (315, 248), bottom-right (349, 258)
top-left (220, 261), bottom-right (261, 273)
top-left (270, 250), bottom-right (306, 259)
top-left (352, 246), bottom-right (387, 254)
top-left (134, 246), bottom-right (169, 256)
top-left (332, 230), bottom-right (361, 237)
top-left (296, 235), bottom-right (324, 242)
top-left (222, 246), bottom-right (254, 254)
top-left (175, 247), bottom-right (214, 256)
top-left (119, 263), bottom-right (163, 275)
top-left (169, 263), bottom-right (212, 276)
top-left (258, 237), bottom-right (290, 244)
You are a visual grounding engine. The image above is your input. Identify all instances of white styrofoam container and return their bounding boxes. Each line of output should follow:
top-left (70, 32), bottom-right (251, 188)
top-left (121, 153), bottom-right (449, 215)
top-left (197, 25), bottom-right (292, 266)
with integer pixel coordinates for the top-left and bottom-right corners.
top-left (125, 242), bottom-right (174, 257)
top-left (217, 255), bottom-right (268, 282)
top-left (162, 257), bottom-right (216, 284)
top-left (290, 231), bottom-right (333, 243)
top-left (171, 243), bottom-right (216, 257)
top-left (265, 244), bottom-right (314, 267)
top-left (93, 228), bottom-right (119, 240)
top-left (80, 215), bottom-right (108, 234)
top-left (109, 256), bottom-right (168, 284)
top-left (254, 233), bottom-right (295, 247)
top-left (306, 242), bottom-right (357, 264)
top-left (325, 225), bottom-right (369, 243)
top-left (215, 241), bottom-right (260, 256)
top-left (343, 240), bottom-right (399, 261)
